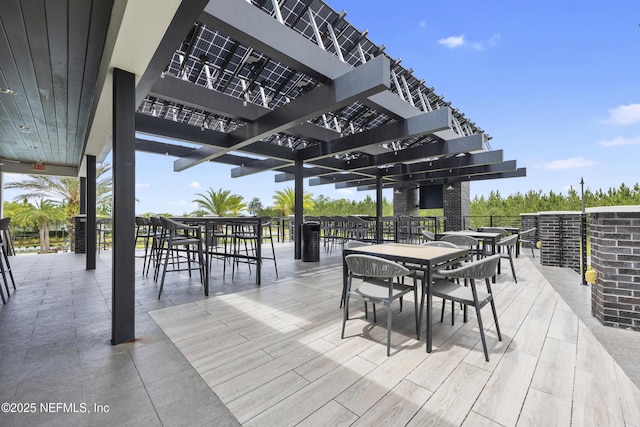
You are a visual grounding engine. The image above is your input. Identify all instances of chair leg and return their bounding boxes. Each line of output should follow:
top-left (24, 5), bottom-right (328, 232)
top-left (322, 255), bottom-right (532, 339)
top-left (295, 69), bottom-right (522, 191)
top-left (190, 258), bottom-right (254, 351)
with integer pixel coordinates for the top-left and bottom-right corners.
top-left (386, 303), bottom-right (393, 356)
top-left (341, 278), bottom-right (351, 339)
top-left (413, 280), bottom-right (419, 338)
top-left (451, 301), bottom-right (455, 325)
top-left (1, 246), bottom-right (15, 289)
top-left (0, 275), bottom-right (6, 304)
top-left (508, 248), bottom-right (517, 282)
top-left (474, 305), bottom-right (490, 362)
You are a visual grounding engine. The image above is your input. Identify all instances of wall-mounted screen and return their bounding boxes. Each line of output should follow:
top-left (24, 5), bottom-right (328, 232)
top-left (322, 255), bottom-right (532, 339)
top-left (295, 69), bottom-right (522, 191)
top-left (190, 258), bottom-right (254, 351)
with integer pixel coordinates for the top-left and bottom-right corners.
top-left (419, 184), bottom-right (444, 209)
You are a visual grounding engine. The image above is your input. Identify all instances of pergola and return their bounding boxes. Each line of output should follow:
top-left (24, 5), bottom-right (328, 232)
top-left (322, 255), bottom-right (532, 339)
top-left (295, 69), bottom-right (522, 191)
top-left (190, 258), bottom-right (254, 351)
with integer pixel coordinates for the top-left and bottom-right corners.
top-left (0, 0), bottom-right (525, 343)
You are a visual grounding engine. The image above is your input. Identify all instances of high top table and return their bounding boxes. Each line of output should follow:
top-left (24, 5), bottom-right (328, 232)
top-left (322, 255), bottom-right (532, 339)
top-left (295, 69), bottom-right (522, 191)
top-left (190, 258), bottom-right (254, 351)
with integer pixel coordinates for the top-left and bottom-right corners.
top-left (174, 217), bottom-right (267, 292)
top-left (343, 243), bottom-right (468, 353)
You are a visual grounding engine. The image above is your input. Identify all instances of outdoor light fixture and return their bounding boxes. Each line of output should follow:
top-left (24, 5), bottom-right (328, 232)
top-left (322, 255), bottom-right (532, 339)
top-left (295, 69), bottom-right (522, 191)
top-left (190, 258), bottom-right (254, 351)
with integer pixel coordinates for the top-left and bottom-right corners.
top-left (17, 125), bottom-right (30, 133)
top-left (446, 185), bottom-right (454, 191)
top-left (0, 87), bottom-right (16, 95)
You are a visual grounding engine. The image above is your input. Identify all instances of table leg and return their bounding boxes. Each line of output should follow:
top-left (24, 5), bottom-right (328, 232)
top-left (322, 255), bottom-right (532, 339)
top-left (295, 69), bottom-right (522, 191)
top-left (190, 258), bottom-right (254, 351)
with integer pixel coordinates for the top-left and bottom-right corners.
top-left (426, 268), bottom-right (433, 353)
top-left (256, 223), bottom-right (262, 286)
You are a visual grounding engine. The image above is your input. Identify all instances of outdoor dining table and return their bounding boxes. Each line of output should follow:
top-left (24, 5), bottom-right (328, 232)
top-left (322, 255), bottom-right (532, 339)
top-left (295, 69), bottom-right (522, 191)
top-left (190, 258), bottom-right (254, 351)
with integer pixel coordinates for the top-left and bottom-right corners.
top-left (436, 230), bottom-right (503, 281)
top-left (477, 226), bottom-right (521, 257)
top-left (342, 243), bottom-right (468, 353)
top-left (174, 217), bottom-right (267, 292)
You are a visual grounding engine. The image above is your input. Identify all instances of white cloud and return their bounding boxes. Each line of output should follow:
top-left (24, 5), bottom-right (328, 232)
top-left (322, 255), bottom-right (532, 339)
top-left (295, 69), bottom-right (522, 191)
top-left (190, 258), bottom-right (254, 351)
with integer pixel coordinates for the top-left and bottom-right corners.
top-left (336, 188), bottom-right (355, 196)
top-left (540, 157), bottom-right (597, 170)
top-left (189, 181), bottom-right (202, 189)
top-left (438, 33), bottom-right (500, 51)
top-left (438, 35), bottom-right (465, 48)
top-left (598, 136), bottom-right (640, 147)
top-left (419, 20), bottom-right (427, 30)
top-left (603, 104), bottom-right (640, 125)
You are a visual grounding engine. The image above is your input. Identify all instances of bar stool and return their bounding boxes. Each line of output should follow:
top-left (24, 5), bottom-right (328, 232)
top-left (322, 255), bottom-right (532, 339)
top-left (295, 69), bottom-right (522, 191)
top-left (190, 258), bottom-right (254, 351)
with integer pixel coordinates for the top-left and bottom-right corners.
top-left (135, 217), bottom-right (156, 276)
top-left (156, 217), bottom-right (205, 299)
top-left (231, 218), bottom-right (278, 278)
top-left (0, 218), bottom-right (16, 303)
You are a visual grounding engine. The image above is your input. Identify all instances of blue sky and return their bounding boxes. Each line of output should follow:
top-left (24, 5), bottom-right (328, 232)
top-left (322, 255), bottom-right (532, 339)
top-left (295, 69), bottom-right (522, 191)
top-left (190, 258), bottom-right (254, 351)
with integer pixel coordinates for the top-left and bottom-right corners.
top-left (4, 1), bottom-right (640, 215)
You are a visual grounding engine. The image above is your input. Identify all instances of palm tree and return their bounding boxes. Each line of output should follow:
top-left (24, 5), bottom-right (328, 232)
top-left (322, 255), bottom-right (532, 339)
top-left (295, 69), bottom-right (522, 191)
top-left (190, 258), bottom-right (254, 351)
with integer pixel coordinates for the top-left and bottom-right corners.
top-left (13, 199), bottom-right (65, 253)
top-left (192, 188), bottom-right (247, 217)
top-left (272, 187), bottom-right (314, 215)
top-left (5, 163), bottom-right (112, 227)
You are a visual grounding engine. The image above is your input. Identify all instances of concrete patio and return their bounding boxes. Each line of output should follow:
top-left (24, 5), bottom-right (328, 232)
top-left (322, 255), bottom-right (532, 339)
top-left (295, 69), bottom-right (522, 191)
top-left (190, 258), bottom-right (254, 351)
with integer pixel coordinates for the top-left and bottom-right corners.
top-left (0, 243), bottom-right (639, 426)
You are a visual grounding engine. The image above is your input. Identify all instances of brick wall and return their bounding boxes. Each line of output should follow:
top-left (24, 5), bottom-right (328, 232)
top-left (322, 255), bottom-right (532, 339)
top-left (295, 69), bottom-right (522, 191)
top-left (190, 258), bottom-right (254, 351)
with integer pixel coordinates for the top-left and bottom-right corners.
top-left (587, 206), bottom-right (640, 331)
top-left (520, 213), bottom-right (539, 242)
top-left (538, 211), bottom-right (582, 272)
top-left (443, 182), bottom-right (470, 231)
top-left (74, 215), bottom-right (86, 254)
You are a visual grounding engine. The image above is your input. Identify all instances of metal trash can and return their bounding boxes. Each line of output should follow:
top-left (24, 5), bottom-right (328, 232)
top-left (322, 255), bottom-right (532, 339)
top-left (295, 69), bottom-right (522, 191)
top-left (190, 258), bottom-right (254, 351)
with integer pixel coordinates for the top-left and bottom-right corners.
top-left (301, 222), bottom-right (320, 262)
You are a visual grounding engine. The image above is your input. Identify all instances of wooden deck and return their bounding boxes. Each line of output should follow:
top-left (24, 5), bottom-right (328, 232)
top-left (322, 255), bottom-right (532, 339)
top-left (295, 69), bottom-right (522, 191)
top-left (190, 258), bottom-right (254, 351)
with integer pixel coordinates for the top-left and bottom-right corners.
top-left (150, 250), bottom-right (640, 426)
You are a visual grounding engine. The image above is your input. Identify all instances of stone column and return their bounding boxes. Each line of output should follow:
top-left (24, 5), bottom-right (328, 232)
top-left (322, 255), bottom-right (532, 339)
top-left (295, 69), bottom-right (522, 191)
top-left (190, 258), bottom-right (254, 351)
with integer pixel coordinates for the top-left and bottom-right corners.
top-left (393, 187), bottom-right (419, 216)
top-left (538, 211), bottom-right (582, 272)
top-left (588, 206), bottom-right (640, 331)
top-left (442, 182), bottom-right (470, 231)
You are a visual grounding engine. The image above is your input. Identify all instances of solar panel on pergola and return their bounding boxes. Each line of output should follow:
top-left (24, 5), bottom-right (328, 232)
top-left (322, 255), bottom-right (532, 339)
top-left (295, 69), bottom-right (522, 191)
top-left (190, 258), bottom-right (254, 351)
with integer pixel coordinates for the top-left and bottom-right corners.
top-left (135, 0), bottom-right (525, 190)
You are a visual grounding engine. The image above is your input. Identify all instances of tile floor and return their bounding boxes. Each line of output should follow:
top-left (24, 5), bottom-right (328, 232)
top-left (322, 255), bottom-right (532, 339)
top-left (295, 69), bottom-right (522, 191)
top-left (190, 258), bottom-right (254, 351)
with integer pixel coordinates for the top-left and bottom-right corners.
top-left (0, 243), bottom-right (639, 426)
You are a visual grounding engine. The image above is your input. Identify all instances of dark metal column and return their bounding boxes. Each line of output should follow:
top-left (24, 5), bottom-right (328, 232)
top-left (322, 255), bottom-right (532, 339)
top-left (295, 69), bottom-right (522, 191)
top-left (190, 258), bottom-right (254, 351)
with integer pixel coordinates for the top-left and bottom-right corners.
top-left (86, 156), bottom-right (96, 270)
top-left (112, 68), bottom-right (136, 345)
top-left (376, 172), bottom-right (383, 243)
top-left (294, 159), bottom-right (303, 259)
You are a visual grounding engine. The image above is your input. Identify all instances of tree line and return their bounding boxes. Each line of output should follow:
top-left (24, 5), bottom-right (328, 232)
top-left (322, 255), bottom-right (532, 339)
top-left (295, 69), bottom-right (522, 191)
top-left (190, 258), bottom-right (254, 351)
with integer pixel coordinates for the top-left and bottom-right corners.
top-left (5, 172), bottom-right (639, 254)
top-left (470, 183), bottom-right (640, 219)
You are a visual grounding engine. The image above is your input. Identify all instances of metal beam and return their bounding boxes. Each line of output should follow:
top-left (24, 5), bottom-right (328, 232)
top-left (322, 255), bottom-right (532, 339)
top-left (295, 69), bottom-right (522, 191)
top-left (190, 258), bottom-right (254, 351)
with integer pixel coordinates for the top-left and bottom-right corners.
top-left (231, 158), bottom-right (292, 177)
top-left (173, 55), bottom-right (390, 171)
top-left (135, 0), bottom-right (209, 107)
top-left (150, 75), bottom-right (341, 142)
top-left (298, 107), bottom-right (451, 161)
top-left (346, 166), bottom-right (527, 190)
top-left (310, 149), bottom-right (504, 185)
top-left (341, 133), bottom-right (485, 172)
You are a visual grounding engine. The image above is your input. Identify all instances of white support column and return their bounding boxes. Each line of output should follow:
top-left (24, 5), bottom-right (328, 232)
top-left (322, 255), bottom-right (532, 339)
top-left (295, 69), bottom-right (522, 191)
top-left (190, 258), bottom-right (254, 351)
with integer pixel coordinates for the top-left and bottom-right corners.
top-left (391, 70), bottom-right (405, 101)
top-left (259, 86), bottom-right (269, 108)
top-left (307, 9), bottom-right (325, 50)
top-left (417, 89), bottom-right (431, 112)
top-left (240, 79), bottom-right (251, 102)
top-left (326, 24), bottom-right (344, 62)
top-left (356, 43), bottom-right (367, 64)
top-left (270, 0), bottom-right (284, 24)
top-left (203, 64), bottom-right (216, 89)
top-left (400, 74), bottom-right (415, 107)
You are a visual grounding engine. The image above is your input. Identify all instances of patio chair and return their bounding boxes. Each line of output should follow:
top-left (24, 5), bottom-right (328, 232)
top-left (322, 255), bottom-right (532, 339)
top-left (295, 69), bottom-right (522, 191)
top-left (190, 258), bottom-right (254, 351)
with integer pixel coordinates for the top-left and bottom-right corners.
top-left (496, 233), bottom-right (519, 282)
top-left (342, 254), bottom-right (418, 356)
top-left (157, 217), bottom-right (205, 299)
top-left (519, 227), bottom-right (537, 257)
top-left (431, 254), bottom-right (502, 362)
top-left (0, 217), bottom-right (16, 303)
top-left (441, 234), bottom-right (481, 260)
top-left (340, 240), bottom-right (370, 308)
top-left (421, 230), bottom-right (435, 243)
top-left (423, 240), bottom-right (466, 324)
